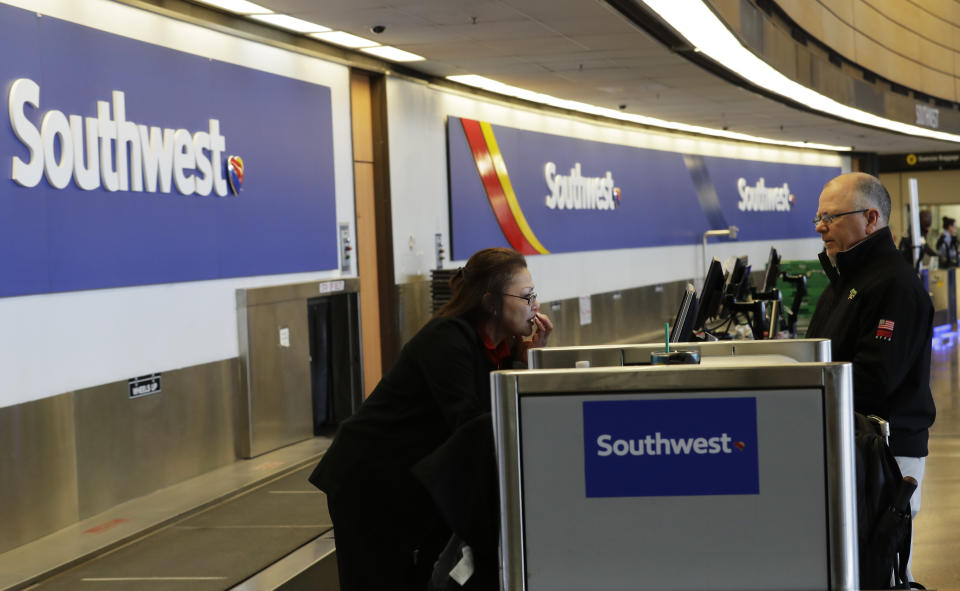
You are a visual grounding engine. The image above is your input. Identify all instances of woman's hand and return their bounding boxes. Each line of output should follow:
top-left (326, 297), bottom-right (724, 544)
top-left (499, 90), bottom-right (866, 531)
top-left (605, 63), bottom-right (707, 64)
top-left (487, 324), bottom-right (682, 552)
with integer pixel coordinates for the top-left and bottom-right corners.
top-left (529, 312), bottom-right (553, 348)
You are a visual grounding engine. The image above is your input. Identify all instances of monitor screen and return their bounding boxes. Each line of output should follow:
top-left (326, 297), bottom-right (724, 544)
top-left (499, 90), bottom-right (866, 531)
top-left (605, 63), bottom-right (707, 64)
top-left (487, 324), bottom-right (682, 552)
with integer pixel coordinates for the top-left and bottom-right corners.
top-left (760, 247), bottom-right (781, 293)
top-left (694, 258), bottom-right (725, 330)
top-left (725, 255), bottom-right (748, 294)
top-left (670, 283), bottom-right (698, 343)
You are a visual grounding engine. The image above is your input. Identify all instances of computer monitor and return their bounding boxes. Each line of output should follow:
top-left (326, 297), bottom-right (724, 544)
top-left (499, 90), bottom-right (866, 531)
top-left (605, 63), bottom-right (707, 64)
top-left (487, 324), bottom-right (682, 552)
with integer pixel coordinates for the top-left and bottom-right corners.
top-left (669, 283), bottom-right (698, 343)
top-left (760, 247), bottom-right (781, 293)
top-left (725, 255), bottom-right (749, 299)
top-left (693, 258), bottom-right (725, 331)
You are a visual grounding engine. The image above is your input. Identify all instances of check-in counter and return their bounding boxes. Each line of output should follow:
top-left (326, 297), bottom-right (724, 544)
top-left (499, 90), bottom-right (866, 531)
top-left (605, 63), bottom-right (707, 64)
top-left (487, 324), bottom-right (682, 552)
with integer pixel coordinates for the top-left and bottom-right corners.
top-left (491, 358), bottom-right (857, 591)
top-left (528, 338), bottom-right (831, 369)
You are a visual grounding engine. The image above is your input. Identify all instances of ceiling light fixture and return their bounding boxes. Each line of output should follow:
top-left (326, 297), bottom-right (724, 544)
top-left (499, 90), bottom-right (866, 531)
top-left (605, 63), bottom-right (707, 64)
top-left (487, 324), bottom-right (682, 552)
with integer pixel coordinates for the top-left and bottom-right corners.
top-left (640, 0), bottom-right (960, 144)
top-left (447, 74), bottom-right (851, 151)
top-left (309, 31), bottom-right (379, 49)
top-left (191, 0), bottom-right (271, 15)
top-left (361, 46), bottom-right (425, 62)
top-left (249, 14), bottom-right (330, 33)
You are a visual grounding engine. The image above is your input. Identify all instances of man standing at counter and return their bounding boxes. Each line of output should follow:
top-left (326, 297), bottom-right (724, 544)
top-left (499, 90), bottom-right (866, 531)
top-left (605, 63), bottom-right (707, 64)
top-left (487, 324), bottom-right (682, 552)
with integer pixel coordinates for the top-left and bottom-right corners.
top-left (806, 172), bottom-right (936, 573)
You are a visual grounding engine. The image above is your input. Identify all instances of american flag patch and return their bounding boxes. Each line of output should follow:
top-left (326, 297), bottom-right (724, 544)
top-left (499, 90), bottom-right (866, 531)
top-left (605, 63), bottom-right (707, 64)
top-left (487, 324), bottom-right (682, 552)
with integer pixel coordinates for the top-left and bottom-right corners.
top-left (876, 319), bottom-right (895, 340)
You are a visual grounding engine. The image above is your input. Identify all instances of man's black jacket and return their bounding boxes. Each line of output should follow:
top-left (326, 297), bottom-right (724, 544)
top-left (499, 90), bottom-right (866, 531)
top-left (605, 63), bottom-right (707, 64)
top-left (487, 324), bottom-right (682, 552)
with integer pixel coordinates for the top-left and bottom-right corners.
top-left (807, 227), bottom-right (935, 457)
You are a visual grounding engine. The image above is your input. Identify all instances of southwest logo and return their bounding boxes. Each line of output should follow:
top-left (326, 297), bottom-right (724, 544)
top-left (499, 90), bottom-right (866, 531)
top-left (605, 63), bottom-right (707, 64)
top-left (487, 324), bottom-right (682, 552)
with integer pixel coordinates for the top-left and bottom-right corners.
top-left (583, 397), bottom-right (759, 497)
top-left (543, 162), bottom-right (620, 211)
top-left (226, 155), bottom-right (244, 195)
top-left (595, 432), bottom-right (746, 456)
top-left (460, 118), bottom-right (549, 255)
top-left (737, 177), bottom-right (793, 212)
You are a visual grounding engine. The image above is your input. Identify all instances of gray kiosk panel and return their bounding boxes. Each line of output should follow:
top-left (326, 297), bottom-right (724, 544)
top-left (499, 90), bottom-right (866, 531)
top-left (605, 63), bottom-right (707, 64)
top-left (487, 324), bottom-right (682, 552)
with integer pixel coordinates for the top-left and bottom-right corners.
top-left (491, 362), bottom-right (856, 591)
top-left (528, 338), bottom-right (831, 369)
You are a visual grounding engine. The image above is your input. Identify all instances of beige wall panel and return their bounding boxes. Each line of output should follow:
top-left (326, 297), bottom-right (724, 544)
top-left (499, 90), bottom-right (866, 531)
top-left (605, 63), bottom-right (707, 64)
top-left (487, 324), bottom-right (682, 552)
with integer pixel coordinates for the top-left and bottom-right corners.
top-left (354, 161), bottom-right (381, 397)
top-left (779, 0), bottom-right (857, 57)
top-left (854, 1), bottom-right (924, 65)
top-left (864, 0), bottom-right (954, 49)
top-left (912, 0), bottom-right (960, 25)
top-left (856, 1), bottom-right (953, 76)
top-left (854, 33), bottom-right (921, 90)
top-left (764, 21), bottom-right (797, 79)
top-left (707, 0), bottom-right (739, 30)
top-left (918, 65), bottom-right (957, 101)
top-left (350, 75), bottom-right (374, 164)
top-left (820, 0), bottom-right (855, 23)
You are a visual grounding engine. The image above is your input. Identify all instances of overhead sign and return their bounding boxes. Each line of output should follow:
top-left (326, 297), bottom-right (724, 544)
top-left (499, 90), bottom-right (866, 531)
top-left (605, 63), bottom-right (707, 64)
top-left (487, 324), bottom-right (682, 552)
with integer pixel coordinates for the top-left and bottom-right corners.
top-left (582, 397), bottom-right (759, 497)
top-left (1, 3), bottom-right (338, 298)
top-left (447, 117), bottom-right (841, 258)
top-left (878, 151), bottom-right (960, 172)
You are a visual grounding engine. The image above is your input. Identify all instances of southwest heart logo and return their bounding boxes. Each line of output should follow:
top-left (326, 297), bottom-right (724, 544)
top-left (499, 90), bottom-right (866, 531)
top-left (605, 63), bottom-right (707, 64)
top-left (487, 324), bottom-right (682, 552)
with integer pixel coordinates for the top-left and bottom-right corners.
top-left (226, 155), bottom-right (244, 195)
top-left (733, 441), bottom-right (745, 451)
top-left (460, 118), bottom-right (549, 255)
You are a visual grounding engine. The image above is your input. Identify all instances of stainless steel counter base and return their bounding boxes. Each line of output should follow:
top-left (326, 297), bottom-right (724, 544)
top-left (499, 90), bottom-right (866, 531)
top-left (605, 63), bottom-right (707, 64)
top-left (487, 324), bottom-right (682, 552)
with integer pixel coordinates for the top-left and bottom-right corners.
top-left (492, 361), bottom-right (857, 591)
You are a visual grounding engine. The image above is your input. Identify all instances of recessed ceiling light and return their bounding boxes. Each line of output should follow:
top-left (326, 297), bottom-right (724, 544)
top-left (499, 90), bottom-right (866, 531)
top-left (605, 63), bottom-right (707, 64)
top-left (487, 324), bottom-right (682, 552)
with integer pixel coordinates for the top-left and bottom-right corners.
top-left (192, 0), bottom-right (272, 15)
top-left (361, 46), bottom-right (425, 62)
top-left (446, 74), bottom-right (851, 151)
top-left (249, 14), bottom-right (330, 33)
top-left (309, 31), bottom-right (379, 49)
top-left (639, 0), bottom-right (960, 144)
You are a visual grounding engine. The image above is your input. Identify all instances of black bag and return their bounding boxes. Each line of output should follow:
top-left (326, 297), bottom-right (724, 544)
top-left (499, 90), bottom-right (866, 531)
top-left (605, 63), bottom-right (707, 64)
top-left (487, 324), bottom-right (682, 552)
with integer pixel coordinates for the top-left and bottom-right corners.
top-left (854, 412), bottom-right (922, 589)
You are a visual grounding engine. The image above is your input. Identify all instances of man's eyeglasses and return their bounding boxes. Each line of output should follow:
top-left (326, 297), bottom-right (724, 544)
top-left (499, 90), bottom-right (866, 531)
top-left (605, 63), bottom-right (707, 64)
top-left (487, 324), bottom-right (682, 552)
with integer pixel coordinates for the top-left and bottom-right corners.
top-left (504, 292), bottom-right (537, 305)
top-left (813, 209), bottom-right (867, 226)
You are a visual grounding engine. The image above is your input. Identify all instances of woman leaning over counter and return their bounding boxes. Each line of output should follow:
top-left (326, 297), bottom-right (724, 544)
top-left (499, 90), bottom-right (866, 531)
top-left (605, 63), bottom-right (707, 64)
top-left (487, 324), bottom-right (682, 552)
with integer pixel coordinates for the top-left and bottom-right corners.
top-left (309, 247), bottom-right (553, 590)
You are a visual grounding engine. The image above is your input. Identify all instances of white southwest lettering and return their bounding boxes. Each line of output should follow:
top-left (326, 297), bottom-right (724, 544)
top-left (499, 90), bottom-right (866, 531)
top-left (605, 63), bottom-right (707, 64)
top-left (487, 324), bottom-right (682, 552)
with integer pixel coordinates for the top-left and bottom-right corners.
top-left (9, 77), bottom-right (229, 197)
top-left (596, 432), bottom-right (733, 456)
top-left (544, 161), bottom-right (616, 211)
top-left (737, 177), bottom-right (791, 212)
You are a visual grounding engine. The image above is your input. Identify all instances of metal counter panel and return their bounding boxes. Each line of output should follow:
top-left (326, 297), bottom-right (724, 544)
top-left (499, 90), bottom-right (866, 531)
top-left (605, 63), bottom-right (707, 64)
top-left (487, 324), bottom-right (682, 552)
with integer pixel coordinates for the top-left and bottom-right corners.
top-left (528, 338), bottom-right (832, 369)
top-left (492, 362), bottom-right (856, 591)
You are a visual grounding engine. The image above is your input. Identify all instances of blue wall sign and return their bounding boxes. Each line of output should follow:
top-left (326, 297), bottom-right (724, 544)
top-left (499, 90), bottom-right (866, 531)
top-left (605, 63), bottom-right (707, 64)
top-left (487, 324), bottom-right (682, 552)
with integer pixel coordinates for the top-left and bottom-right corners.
top-left (1, 3), bottom-right (338, 298)
top-left (582, 397), bottom-right (760, 497)
top-left (447, 116), bottom-right (841, 258)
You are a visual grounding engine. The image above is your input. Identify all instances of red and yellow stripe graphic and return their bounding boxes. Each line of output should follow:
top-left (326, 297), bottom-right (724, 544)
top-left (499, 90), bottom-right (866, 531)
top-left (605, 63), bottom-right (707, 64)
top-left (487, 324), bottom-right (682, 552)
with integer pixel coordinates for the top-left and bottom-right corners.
top-left (460, 118), bottom-right (549, 255)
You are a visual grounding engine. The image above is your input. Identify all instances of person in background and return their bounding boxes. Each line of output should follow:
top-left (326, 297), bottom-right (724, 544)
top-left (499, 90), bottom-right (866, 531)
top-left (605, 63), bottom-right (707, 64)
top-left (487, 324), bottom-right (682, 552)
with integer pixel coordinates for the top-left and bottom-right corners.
top-left (806, 172), bottom-right (936, 583)
top-left (936, 216), bottom-right (958, 269)
top-left (899, 209), bottom-right (937, 269)
top-left (309, 247), bottom-right (553, 591)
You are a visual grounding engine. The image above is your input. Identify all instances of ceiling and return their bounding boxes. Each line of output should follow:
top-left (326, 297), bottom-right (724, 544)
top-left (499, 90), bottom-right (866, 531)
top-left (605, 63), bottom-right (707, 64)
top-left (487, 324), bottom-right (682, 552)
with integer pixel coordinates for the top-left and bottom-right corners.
top-left (235, 0), bottom-right (959, 155)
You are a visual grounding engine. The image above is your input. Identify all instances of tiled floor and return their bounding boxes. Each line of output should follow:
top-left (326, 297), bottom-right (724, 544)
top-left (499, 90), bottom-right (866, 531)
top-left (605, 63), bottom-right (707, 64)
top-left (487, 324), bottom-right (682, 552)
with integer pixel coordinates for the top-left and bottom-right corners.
top-left (911, 344), bottom-right (960, 589)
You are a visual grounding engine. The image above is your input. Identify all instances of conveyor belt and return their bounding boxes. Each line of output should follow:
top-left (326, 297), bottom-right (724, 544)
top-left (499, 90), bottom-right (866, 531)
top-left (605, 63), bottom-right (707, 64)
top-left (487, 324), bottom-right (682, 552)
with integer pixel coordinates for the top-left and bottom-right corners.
top-left (26, 466), bottom-right (335, 591)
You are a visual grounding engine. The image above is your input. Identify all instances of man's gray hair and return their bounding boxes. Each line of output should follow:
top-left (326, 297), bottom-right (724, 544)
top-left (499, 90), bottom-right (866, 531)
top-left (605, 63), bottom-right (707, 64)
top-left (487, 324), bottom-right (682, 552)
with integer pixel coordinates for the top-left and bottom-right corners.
top-left (850, 174), bottom-right (891, 227)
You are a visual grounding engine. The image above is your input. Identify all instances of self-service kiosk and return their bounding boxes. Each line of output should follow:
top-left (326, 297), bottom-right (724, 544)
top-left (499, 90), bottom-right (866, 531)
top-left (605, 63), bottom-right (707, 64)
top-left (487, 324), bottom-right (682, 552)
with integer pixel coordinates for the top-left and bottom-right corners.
top-left (491, 359), bottom-right (857, 591)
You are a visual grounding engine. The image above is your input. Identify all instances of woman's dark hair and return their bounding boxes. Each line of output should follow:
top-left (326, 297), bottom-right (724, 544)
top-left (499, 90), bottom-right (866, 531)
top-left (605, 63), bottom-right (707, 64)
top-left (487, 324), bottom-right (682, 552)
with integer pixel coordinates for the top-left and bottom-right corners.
top-left (434, 248), bottom-right (527, 321)
top-left (944, 216), bottom-right (956, 230)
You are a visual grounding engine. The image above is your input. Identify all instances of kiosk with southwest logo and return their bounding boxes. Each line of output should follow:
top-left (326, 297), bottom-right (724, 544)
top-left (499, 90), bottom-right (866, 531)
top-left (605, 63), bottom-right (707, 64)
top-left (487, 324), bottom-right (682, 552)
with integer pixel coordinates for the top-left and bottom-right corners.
top-left (491, 360), bottom-right (857, 590)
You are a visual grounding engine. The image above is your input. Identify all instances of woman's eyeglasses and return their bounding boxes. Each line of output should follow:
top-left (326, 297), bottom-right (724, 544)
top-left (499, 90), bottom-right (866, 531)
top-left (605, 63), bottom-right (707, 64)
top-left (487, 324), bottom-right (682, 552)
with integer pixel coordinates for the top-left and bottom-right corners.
top-left (504, 292), bottom-right (537, 305)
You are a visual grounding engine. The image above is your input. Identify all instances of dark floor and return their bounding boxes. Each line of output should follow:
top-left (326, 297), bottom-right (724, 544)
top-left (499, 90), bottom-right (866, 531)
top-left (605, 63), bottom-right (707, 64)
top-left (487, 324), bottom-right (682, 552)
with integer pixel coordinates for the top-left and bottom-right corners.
top-left (25, 466), bottom-right (329, 591)
top-left (911, 343), bottom-right (960, 589)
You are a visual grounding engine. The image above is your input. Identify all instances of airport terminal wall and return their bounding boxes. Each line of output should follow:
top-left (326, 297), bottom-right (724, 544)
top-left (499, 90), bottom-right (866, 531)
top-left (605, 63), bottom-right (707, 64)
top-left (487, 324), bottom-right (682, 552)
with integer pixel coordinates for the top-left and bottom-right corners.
top-left (384, 76), bottom-right (846, 344)
top-left (0, 0), bottom-right (854, 555)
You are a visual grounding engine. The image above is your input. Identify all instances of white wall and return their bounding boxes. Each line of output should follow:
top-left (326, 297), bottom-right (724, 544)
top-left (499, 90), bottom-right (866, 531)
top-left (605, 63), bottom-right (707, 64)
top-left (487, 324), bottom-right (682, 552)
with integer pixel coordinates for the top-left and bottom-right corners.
top-left (385, 77), bottom-right (848, 301)
top-left (0, 0), bottom-right (355, 408)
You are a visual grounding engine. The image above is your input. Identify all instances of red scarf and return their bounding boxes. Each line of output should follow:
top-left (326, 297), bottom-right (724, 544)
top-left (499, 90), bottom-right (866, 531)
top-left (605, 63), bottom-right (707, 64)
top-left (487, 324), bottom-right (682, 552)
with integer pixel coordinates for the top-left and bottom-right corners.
top-left (473, 321), bottom-right (512, 367)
